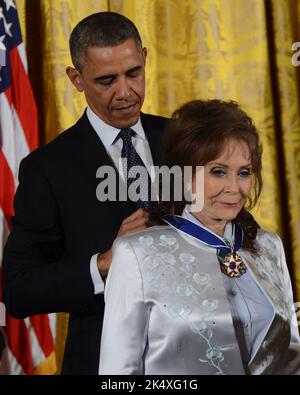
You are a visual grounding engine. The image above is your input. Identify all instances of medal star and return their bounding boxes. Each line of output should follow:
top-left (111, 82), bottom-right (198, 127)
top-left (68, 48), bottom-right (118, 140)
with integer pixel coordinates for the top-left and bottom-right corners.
top-left (4, 0), bottom-right (16, 12)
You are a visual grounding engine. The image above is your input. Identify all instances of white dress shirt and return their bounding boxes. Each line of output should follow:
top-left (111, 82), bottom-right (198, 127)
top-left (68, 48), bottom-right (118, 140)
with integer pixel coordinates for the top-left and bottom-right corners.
top-left (87, 107), bottom-right (154, 294)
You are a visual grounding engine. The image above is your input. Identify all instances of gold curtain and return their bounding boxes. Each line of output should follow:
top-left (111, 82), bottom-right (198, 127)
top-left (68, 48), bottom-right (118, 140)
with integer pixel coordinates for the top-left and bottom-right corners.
top-left (15, 0), bottom-right (300, 374)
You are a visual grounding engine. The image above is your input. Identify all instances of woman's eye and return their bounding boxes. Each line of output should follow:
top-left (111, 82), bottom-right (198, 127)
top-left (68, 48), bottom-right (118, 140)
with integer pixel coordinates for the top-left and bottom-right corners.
top-left (238, 169), bottom-right (252, 177)
top-left (210, 168), bottom-right (226, 176)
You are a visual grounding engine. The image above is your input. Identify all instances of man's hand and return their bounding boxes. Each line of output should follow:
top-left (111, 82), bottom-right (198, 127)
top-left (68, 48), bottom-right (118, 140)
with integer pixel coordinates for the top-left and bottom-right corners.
top-left (97, 209), bottom-right (150, 278)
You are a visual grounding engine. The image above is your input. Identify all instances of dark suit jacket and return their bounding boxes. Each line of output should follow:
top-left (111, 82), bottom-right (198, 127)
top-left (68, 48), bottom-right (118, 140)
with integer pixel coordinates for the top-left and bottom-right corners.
top-left (2, 111), bottom-right (167, 374)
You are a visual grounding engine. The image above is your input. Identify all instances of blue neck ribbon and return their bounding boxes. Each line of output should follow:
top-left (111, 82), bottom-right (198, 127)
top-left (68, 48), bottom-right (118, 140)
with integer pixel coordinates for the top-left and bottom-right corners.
top-left (163, 214), bottom-right (243, 253)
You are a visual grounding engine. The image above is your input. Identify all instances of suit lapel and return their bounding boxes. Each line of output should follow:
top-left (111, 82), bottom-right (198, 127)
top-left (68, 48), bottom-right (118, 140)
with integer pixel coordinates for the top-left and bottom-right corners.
top-left (74, 111), bottom-right (164, 210)
top-left (141, 113), bottom-right (163, 166)
top-left (75, 111), bottom-right (137, 211)
top-left (75, 111), bottom-right (115, 169)
top-left (76, 111), bottom-right (164, 169)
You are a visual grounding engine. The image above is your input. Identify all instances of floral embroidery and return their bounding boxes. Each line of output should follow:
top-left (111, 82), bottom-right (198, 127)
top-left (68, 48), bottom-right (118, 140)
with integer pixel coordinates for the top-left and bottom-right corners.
top-left (176, 284), bottom-right (194, 297)
top-left (139, 235), bottom-right (154, 247)
top-left (144, 255), bottom-right (161, 270)
top-left (193, 272), bottom-right (211, 286)
top-left (178, 253), bottom-right (196, 275)
top-left (179, 253), bottom-right (195, 263)
top-left (190, 321), bottom-right (207, 334)
top-left (140, 231), bottom-right (226, 374)
top-left (149, 277), bottom-right (170, 293)
top-left (159, 235), bottom-right (178, 247)
top-left (136, 228), bottom-right (290, 375)
top-left (191, 321), bottom-right (226, 374)
top-left (205, 346), bottom-right (224, 364)
top-left (202, 299), bottom-right (218, 312)
top-left (169, 304), bottom-right (192, 320)
top-left (157, 252), bottom-right (176, 265)
top-left (179, 261), bottom-right (195, 275)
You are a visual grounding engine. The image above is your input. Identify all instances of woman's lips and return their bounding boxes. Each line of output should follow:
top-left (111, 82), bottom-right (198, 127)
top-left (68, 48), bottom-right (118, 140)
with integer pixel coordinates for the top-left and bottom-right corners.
top-left (219, 202), bottom-right (240, 208)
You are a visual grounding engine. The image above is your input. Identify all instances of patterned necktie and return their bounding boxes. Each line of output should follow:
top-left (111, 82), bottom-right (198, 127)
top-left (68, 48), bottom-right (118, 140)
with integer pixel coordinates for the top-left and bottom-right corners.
top-left (118, 128), bottom-right (152, 209)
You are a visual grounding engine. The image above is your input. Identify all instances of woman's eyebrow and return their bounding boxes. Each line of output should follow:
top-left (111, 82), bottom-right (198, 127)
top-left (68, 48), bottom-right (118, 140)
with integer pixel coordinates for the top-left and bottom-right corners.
top-left (208, 162), bottom-right (252, 168)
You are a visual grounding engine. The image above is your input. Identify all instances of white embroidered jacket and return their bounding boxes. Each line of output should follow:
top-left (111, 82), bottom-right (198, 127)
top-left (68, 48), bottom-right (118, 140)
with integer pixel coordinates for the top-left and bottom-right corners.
top-left (99, 225), bottom-right (300, 375)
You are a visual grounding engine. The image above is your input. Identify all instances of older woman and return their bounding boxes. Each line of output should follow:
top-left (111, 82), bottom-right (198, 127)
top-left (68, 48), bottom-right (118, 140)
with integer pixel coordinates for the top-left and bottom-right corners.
top-left (99, 100), bottom-right (300, 375)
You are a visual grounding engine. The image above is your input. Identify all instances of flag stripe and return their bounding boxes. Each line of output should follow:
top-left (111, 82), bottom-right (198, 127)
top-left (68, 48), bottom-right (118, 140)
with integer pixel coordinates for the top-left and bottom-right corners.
top-left (0, 1), bottom-right (56, 375)
top-left (29, 315), bottom-right (54, 358)
top-left (24, 318), bottom-right (47, 368)
top-left (0, 92), bottom-right (30, 183)
top-left (16, 42), bottom-right (27, 73)
top-left (48, 313), bottom-right (56, 342)
top-left (8, 47), bottom-right (38, 151)
top-left (0, 150), bottom-right (15, 227)
top-left (5, 315), bottom-right (34, 374)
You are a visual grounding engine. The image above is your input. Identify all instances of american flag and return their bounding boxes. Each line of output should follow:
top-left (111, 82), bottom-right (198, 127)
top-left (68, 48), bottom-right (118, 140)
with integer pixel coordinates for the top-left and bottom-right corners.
top-left (0, 0), bottom-right (56, 374)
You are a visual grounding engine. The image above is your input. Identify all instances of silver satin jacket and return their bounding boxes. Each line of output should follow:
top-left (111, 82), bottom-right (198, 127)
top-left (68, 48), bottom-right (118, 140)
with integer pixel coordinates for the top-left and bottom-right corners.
top-left (99, 225), bottom-right (300, 375)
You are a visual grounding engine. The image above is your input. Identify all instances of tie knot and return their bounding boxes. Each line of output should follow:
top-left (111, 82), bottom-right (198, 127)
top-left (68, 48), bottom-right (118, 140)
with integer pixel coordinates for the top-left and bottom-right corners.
top-left (118, 128), bottom-right (135, 143)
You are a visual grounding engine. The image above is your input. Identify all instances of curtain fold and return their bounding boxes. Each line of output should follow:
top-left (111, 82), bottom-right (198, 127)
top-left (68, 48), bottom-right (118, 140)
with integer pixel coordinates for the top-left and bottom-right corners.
top-left (270, 0), bottom-right (300, 298)
top-left (14, 0), bottom-right (300, 374)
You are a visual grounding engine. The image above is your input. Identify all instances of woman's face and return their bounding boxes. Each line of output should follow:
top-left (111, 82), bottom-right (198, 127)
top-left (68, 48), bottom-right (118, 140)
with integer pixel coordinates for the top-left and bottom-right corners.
top-left (193, 138), bottom-right (253, 227)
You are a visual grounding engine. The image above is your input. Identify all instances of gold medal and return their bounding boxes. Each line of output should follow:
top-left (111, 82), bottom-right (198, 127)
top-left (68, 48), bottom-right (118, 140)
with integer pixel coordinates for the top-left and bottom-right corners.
top-left (220, 250), bottom-right (247, 278)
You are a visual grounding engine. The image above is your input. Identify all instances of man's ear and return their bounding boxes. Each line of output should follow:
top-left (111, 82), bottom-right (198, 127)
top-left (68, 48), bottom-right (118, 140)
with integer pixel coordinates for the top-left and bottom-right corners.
top-left (66, 67), bottom-right (84, 92)
top-left (142, 47), bottom-right (147, 63)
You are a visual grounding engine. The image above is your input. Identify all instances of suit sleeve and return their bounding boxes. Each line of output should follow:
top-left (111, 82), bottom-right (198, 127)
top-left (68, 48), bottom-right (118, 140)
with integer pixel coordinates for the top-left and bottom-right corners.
top-left (2, 156), bottom-right (97, 318)
top-left (99, 238), bottom-right (149, 375)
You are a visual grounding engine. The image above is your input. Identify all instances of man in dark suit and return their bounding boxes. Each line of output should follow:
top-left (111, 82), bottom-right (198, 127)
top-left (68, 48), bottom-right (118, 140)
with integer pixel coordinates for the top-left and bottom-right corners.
top-left (2, 12), bottom-right (167, 374)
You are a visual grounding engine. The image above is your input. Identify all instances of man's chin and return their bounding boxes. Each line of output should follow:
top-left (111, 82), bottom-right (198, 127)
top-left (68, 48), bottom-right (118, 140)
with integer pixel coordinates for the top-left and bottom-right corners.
top-left (113, 113), bottom-right (141, 129)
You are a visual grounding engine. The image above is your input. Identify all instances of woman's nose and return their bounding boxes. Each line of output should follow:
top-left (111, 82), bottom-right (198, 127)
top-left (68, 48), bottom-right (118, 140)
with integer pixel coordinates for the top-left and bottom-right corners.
top-left (224, 173), bottom-right (239, 193)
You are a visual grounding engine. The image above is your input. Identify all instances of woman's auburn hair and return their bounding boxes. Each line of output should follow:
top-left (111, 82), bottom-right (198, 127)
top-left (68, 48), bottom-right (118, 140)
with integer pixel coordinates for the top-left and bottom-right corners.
top-left (150, 99), bottom-right (262, 251)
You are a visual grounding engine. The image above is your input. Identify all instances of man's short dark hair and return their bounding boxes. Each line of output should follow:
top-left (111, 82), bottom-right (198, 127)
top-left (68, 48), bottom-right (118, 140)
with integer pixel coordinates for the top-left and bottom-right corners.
top-left (69, 12), bottom-right (143, 70)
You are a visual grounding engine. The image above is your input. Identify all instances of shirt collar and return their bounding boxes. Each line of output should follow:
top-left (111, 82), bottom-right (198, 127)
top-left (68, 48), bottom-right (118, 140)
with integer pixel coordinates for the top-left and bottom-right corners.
top-left (86, 106), bottom-right (146, 151)
top-left (182, 207), bottom-right (233, 241)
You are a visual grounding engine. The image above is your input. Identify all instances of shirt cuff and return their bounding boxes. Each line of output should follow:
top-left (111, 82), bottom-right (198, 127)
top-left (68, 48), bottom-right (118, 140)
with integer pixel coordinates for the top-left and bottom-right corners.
top-left (90, 254), bottom-right (105, 294)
